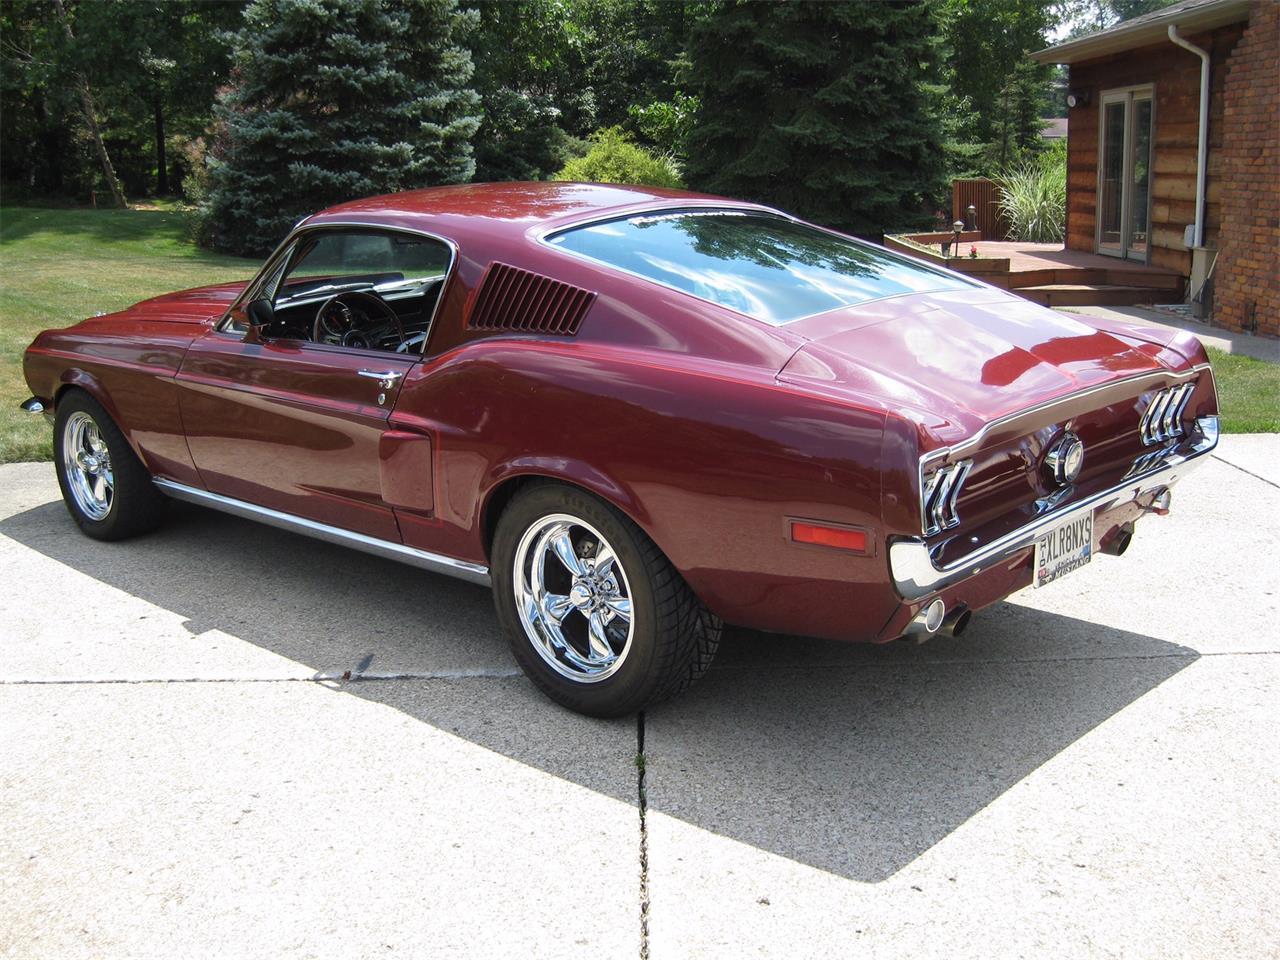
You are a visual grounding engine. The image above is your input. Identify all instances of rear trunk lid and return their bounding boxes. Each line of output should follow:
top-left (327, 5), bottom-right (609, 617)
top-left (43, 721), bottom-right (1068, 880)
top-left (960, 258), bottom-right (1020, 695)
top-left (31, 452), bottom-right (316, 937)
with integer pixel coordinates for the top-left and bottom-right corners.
top-left (780, 288), bottom-right (1177, 442)
top-left (779, 288), bottom-right (1216, 547)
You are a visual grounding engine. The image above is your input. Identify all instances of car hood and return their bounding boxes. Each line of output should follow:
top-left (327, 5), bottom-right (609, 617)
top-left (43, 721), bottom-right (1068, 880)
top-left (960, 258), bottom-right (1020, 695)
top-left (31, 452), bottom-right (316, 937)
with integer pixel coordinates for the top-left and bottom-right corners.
top-left (778, 288), bottom-right (1182, 442)
top-left (128, 281), bottom-right (250, 323)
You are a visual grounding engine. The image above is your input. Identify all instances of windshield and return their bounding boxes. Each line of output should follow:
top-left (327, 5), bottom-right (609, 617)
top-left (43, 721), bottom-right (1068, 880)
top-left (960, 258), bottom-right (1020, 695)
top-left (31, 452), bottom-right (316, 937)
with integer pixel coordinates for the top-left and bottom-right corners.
top-left (546, 209), bottom-right (975, 325)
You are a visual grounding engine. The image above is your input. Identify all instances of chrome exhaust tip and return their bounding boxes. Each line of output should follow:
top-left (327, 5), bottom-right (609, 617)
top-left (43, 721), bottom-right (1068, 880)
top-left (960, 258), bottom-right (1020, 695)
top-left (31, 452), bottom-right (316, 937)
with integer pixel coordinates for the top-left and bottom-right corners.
top-left (903, 597), bottom-right (946, 640)
top-left (1101, 523), bottom-right (1134, 556)
top-left (941, 604), bottom-right (971, 638)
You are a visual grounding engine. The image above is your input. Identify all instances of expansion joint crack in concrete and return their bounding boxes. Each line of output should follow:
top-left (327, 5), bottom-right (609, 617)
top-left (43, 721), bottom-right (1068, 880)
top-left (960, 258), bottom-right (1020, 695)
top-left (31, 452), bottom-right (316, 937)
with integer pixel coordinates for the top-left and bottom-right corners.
top-left (5, 650), bottom-right (1279, 687)
top-left (0, 668), bottom-right (524, 686)
top-left (636, 711), bottom-right (650, 960)
top-left (4, 651), bottom-right (1279, 686)
top-left (1211, 454), bottom-right (1280, 489)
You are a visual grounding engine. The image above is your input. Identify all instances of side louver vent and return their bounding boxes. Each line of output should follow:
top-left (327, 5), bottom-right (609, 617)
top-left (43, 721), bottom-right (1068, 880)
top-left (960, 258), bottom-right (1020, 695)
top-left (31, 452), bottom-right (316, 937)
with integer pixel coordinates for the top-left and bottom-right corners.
top-left (467, 262), bottom-right (596, 336)
top-left (921, 459), bottom-right (973, 536)
top-left (1139, 383), bottom-right (1194, 446)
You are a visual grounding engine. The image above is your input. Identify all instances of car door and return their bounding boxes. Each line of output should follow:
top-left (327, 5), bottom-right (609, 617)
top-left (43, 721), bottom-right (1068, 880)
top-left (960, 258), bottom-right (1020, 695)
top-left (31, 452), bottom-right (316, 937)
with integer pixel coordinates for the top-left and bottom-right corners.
top-left (176, 226), bottom-right (451, 542)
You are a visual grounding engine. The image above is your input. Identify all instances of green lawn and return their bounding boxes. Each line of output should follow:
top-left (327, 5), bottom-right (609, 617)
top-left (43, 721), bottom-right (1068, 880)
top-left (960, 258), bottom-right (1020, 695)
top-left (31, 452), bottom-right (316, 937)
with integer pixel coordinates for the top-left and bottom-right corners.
top-left (0, 207), bottom-right (1275, 463)
top-left (1205, 346), bottom-right (1280, 434)
top-left (0, 206), bottom-right (257, 462)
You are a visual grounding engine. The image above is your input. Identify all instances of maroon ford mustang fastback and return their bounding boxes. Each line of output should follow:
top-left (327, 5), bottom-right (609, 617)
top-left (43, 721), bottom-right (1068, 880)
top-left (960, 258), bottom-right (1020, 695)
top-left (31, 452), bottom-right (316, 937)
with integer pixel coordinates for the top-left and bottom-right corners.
top-left (21, 182), bottom-right (1219, 715)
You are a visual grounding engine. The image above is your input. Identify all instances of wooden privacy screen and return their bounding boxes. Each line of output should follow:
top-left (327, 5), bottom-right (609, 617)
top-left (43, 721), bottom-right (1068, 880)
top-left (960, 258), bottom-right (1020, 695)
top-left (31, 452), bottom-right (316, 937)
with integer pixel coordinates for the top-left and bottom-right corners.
top-left (952, 178), bottom-right (1012, 241)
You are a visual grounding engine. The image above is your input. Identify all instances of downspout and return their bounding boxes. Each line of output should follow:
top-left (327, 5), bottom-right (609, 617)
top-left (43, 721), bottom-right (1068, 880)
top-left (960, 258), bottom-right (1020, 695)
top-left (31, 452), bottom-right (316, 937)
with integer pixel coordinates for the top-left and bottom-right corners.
top-left (1168, 24), bottom-right (1211, 248)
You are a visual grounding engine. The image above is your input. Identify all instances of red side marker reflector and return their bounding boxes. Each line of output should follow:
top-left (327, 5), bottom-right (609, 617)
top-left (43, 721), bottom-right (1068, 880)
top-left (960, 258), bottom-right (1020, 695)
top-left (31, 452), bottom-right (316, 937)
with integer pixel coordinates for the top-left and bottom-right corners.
top-left (791, 522), bottom-right (868, 553)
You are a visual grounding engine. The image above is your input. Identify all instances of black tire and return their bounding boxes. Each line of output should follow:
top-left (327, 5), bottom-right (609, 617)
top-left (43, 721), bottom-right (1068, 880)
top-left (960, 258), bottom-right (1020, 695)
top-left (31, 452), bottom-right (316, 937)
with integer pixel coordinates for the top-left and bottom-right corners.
top-left (53, 390), bottom-right (165, 541)
top-left (491, 482), bottom-right (722, 718)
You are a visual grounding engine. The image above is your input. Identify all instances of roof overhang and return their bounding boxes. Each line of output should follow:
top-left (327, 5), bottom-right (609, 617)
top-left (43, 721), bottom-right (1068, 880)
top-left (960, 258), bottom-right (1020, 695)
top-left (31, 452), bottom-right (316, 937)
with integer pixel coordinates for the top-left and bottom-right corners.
top-left (1031, 0), bottom-right (1250, 64)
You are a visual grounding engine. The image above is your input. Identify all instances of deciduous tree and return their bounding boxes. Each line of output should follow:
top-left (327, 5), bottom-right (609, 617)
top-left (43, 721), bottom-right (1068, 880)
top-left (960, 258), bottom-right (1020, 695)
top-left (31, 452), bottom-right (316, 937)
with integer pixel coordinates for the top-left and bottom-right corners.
top-left (941, 0), bottom-right (1056, 146)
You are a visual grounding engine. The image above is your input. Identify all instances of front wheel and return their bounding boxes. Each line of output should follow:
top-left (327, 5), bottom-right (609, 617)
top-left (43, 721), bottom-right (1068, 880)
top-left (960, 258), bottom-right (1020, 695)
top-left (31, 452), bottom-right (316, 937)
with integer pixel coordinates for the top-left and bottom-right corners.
top-left (492, 483), bottom-right (722, 717)
top-left (53, 390), bottom-right (165, 541)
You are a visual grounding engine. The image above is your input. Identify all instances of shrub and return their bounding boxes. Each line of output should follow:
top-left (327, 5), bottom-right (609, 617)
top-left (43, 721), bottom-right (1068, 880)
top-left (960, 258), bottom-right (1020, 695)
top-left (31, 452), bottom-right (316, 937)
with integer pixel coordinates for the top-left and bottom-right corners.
top-left (553, 127), bottom-right (682, 188)
top-left (628, 93), bottom-right (699, 159)
top-left (996, 144), bottom-right (1066, 243)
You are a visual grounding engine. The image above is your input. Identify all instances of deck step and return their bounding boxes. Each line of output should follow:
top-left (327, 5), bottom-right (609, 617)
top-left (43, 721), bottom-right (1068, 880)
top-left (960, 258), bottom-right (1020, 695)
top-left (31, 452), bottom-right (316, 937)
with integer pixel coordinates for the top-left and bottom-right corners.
top-left (1008, 269), bottom-right (1182, 291)
top-left (1100, 270), bottom-right (1182, 290)
top-left (1013, 284), bottom-right (1175, 307)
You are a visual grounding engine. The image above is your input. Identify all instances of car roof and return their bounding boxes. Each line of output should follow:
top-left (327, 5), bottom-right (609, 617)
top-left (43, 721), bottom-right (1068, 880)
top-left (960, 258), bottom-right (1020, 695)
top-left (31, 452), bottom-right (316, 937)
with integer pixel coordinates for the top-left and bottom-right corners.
top-left (304, 181), bottom-right (768, 249)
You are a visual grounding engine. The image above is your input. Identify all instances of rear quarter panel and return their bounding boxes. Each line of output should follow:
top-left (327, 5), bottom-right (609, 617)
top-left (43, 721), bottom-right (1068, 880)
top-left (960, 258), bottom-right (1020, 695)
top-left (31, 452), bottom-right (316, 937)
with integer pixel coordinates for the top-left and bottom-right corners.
top-left (392, 338), bottom-right (900, 642)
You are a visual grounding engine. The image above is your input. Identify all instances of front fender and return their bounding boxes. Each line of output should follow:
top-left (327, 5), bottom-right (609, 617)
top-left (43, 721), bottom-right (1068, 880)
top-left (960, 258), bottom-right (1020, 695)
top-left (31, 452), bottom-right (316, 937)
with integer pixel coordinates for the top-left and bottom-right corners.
top-left (23, 318), bottom-right (204, 485)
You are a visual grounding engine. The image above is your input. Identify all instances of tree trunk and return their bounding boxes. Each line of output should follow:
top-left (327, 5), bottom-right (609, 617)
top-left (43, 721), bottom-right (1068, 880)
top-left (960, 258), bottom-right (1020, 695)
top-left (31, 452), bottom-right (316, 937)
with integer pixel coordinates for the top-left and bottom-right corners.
top-left (51, 0), bottom-right (127, 209)
top-left (154, 97), bottom-right (169, 195)
top-left (33, 90), bottom-right (65, 192)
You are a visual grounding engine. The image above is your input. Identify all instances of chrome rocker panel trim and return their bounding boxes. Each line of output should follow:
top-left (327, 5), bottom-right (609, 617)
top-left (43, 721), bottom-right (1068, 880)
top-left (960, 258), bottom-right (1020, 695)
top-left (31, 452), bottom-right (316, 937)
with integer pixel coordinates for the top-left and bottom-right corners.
top-left (152, 479), bottom-right (491, 586)
top-left (889, 417), bottom-right (1218, 601)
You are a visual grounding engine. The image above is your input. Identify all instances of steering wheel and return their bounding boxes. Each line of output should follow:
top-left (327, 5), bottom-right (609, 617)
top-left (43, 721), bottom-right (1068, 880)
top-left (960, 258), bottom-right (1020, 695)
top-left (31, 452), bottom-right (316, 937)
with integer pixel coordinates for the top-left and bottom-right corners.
top-left (313, 291), bottom-right (403, 351)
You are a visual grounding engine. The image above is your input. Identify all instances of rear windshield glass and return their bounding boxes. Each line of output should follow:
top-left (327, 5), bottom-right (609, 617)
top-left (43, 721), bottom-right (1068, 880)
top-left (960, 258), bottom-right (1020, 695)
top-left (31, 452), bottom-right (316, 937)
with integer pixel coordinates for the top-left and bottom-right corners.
top-left (545, 209), bottom-right (975, 325)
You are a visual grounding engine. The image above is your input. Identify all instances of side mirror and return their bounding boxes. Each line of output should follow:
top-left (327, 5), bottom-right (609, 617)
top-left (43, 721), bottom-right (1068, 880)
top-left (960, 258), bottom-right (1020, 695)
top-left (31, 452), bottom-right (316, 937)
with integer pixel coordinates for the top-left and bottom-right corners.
top-left (244, 298), bottom-right (274, 342)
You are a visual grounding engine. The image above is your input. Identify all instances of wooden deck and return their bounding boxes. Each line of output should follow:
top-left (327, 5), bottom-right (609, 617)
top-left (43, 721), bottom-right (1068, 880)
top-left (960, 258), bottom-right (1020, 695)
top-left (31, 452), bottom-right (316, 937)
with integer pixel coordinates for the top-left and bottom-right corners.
top-left (974, 241), bottom-right (1182, 276)
top-left (969, 241), bottom-right (1185, 307)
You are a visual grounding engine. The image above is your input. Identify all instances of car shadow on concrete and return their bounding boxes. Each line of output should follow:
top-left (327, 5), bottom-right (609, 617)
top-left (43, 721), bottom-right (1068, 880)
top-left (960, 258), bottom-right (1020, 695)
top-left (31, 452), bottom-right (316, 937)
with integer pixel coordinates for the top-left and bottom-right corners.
top-left (2, 499), bottom-right (1199, 883)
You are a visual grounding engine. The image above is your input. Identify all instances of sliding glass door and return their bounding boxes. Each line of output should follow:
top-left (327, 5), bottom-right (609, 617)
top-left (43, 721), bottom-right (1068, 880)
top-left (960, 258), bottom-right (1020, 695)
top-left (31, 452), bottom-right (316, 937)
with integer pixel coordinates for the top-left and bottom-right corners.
top-left (1097, 87), bottom-right (1153, 262)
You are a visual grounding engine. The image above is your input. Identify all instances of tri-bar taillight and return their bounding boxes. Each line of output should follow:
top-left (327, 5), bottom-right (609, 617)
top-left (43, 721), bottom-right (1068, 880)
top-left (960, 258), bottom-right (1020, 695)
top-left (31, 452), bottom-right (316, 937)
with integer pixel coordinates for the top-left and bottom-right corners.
top-left (920, 459), bottom-right (972, 536)
top-left (1139, 382), bottom-right (1195, 446)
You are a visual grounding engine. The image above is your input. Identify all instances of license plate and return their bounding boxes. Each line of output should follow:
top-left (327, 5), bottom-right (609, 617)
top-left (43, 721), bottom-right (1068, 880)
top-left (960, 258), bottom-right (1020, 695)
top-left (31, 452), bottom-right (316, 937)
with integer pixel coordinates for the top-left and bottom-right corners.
top-left (1033, 511), bottom-right (1094, 588)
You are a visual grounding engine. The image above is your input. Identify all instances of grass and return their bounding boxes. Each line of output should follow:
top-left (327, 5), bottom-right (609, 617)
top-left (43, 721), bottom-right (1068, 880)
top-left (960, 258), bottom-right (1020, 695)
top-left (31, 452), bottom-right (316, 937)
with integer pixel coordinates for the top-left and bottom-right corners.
top-left (0, 207), bottom-right (1275, 463)
top-left (0, 206), bottom-right (257, 462)
top-left (1205, 347), bottom-right (1280, 433)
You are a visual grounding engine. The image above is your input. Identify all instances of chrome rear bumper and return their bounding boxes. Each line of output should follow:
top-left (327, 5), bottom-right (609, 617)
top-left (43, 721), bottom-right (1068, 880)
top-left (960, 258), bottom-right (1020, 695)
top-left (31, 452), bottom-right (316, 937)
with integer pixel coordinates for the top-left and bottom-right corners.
top-left (888, 416), bottom-right (1218, 601)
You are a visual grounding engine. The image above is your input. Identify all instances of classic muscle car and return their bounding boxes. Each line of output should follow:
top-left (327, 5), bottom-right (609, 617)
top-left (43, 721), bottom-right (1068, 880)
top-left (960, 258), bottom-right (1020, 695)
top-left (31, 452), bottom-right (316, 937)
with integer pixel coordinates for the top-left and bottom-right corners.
top-left (21, 182), bottom-right (1219, 715)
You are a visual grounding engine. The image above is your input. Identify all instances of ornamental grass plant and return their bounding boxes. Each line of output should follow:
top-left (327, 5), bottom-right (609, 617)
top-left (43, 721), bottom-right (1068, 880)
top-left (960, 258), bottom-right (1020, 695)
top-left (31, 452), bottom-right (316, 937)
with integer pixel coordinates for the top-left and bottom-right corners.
top-left (996, 143), bottom-right (1066, 243)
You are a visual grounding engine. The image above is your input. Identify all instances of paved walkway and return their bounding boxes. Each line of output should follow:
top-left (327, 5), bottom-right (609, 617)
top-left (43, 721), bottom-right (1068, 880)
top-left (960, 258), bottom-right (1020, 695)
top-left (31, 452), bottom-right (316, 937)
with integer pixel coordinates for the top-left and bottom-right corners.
top-left (2, 438), bottom-right (1278, 958)
top-left (1060, 304), bottom-right (1280, 362)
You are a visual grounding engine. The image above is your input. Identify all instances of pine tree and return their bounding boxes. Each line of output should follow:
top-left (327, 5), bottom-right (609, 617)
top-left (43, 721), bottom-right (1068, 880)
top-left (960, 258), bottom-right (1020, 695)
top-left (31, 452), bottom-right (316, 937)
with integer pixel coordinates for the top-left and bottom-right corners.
top-left (204, 0), bottom-right (481, 256)
top-left (683, 0), bottom-right (949, 236)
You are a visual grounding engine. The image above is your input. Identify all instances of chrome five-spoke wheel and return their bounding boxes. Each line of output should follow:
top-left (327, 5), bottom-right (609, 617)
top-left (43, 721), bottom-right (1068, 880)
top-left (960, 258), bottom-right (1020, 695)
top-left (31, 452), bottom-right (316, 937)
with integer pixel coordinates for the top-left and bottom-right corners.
top-left (62, 410), bottom-right (114, 521)
top-left (53, 390), bottom-right (165, 541)
top-left (513, 513), bottom-right (635, 682)
top-left (493, 483), bottom-right (721, 716)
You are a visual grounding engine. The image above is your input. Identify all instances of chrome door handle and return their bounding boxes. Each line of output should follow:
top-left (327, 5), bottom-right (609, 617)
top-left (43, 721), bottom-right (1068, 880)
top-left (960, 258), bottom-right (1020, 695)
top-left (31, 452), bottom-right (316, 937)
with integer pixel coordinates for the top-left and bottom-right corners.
top-left (357, 369), bottom-right (403, 390)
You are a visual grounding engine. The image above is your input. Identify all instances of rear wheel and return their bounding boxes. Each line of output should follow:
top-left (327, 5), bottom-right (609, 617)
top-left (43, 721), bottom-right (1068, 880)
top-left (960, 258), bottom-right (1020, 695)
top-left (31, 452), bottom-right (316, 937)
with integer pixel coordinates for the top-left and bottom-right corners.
top-left (492, 483), bottom-right (722, 717)
top-left (53, 390), bottom-right (165, 541)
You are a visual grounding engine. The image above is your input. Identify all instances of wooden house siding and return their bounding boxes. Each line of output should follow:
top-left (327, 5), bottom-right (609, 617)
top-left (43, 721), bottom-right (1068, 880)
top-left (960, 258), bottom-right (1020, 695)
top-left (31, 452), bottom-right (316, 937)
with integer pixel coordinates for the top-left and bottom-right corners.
top-left (1065, 24), bottom-right (1245, 275)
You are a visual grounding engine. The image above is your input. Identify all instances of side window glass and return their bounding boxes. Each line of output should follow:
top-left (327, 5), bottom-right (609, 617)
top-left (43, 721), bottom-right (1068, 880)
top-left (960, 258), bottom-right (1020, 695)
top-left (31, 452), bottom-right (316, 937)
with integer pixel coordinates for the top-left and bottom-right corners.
top-left (261, 229), bottom-right (451, 352)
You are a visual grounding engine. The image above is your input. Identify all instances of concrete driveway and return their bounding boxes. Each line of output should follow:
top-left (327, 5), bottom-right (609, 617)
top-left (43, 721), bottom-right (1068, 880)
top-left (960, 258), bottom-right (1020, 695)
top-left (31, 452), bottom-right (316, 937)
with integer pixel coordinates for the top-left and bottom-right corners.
top-left (2, 436), bottom-right (1277, 959)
